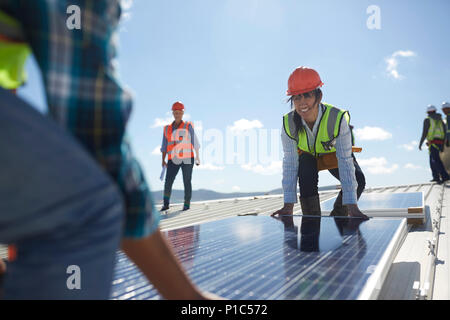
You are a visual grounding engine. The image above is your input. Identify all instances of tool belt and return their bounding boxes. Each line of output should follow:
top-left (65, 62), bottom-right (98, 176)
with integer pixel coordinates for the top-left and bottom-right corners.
top-left (426, 139), bottom-right (445, 152)
top-left (427, 139), bottom-right (444, 145)
top-left (298, 147), bottom-right (362, 171)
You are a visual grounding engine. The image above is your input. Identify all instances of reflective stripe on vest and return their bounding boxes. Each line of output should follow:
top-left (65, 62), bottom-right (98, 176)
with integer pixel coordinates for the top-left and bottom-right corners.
top-left (164, 121), bottom-right (195, 160)
top-left (283, 103), bottom-right (349, 156)
top-left (0, 10), bottom-right (31, 89)
top-left (350, 128), bottom-right (355, 146)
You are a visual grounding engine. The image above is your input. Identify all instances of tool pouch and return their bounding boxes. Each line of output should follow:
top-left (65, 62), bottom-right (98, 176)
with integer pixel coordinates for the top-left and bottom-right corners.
top-left (298, 147), bottom-right (362, 171)
top-left (317, 152), bottom-right (338, 171)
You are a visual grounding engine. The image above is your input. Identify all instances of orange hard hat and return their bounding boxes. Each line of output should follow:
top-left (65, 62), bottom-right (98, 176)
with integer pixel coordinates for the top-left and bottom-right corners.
top-left (287, 66), bottom-right (324, 96)
top-left (172, 101), bottom-right (184, 111)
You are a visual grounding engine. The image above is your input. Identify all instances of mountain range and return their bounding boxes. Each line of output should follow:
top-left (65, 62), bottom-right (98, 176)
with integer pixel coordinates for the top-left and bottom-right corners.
top-left (151, 185), bottom-right (340, 204)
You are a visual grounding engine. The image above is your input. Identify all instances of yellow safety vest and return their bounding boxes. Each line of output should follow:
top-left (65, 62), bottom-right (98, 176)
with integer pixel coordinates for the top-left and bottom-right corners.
top-left (0, 10), bottom-right (31, 90)
top-left (426, 117), bottom-right (445, 150)
top-left (283, 103), bottom-right (350, 156)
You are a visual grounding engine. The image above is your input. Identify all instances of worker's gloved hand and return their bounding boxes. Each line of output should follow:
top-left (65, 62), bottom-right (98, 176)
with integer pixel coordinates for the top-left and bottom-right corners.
top-left (195, 157), bottom-right (200, 166)
top-left (271, 203), bottom-right (294, 217)
top-left (418, 145), bottom-right (422, 151)
top-left (346, 204), bottom-right (369, 220)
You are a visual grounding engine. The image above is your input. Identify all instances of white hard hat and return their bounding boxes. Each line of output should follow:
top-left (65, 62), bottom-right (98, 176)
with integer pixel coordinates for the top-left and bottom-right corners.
top-left (427, 105), bottom-right (437, 112)
top-left (442, 101), bottom-right (450, 109)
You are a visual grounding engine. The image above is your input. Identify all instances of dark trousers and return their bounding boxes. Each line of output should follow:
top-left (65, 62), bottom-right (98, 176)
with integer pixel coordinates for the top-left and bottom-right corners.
top-left (298, 152), bottom-right (366, 208)
top-left (429, 146), bottom-right (450, 181)
top-left (163, 158), bottom-right (194, 206)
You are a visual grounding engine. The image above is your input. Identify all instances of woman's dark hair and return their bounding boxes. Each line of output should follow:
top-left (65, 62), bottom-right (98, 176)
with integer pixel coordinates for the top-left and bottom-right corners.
top-left (287, 88), bottom-right (322, 107)
top-left (287, 88), bottom-right (322, 132)
top-left (293, 110), bottom-right (303, 131)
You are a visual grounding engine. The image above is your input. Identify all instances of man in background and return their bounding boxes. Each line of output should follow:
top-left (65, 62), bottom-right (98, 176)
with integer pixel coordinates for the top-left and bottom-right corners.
top-left (160, 101), bottom-right (200, 211)
top-left (442, 102), bottom-right (450, 147)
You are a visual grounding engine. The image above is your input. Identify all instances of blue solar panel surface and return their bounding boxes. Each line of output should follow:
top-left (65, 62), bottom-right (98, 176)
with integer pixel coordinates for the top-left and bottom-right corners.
top-left (111, 216), bottom-right (404, 300)
top-left (321, 192), bottom-right (423, 212)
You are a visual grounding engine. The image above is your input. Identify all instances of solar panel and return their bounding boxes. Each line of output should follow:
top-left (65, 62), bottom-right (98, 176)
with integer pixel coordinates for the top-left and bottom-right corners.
top-left (321, 192), bottom-right (423, 211)
top-left (111, 215), bottom-right (406, 300)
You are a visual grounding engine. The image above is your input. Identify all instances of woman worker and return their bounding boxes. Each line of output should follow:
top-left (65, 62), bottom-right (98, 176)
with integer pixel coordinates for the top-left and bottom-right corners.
top-left (272, 66), bottom-right (368, 219)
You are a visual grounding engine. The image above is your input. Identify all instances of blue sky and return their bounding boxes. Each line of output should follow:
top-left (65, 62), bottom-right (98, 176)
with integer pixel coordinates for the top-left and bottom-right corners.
top-left (19, 0), bottom-right (450, 193)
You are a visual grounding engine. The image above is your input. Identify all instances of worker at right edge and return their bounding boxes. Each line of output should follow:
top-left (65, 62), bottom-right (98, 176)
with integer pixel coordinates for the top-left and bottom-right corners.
top-left (442, 102), bottom-right (450, 147)
top-left (419, 105), bottom-right (449, 184)
top-left (272, 66), bottom-right (368, 219)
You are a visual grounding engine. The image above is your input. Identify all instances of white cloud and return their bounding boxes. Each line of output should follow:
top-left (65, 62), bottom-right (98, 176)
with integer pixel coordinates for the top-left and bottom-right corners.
top-left (121, 0), bottom-right (133, 9)
top-left (232, 186), bottom-right (241, 192)
top-left (358, 157), bottom-right (399, 174)
top-left (151, 146), bottom-right (160, 155)
top-left (151, 117), bottom-right (172, 128)
top-left (150, 113), bottom-right (191, 128)
top-left (385, 50), bottom-right (416, 79)
top-left (354, 126), bottom-right (392, 141)
top-left (119, 0), bottom-right (134, 29)
top-left (196, 163), bottom-right (225, 171)
top-left (399, 140), bottom-right (418, 151)
top-left (241, 161), bottom-right (282, 175)
top-left (228, 119), bottom-right (263, 134)
top-left (404, 163), bottom-right (422, 170)
top-left (193, 121), bottom-right (203, 131)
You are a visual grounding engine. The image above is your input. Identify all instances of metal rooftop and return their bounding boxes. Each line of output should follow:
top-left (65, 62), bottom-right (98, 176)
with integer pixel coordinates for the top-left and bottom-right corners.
top-left (1, 182), bottom-right (448, 300)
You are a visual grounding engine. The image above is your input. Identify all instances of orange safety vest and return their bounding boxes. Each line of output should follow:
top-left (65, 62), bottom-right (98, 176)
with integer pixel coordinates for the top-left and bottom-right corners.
top-left (164, 121), bottom-right (195, 160)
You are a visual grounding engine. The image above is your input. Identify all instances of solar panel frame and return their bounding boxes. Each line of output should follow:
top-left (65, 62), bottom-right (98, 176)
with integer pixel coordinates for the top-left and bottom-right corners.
top-left (357, 216), bottom-right (407, 299)
top-left (110, 215), bottom-right (407, 300)
top-left (319, 192), bottom-right (425, 221)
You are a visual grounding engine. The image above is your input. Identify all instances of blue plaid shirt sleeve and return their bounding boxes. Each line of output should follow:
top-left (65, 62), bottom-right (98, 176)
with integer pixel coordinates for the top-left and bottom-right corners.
top-left (4, 0), bottom-right (159, 238)
top-left (335, 120), bottom-right (357, 204)
top-left (281, 126), bottom-right (299, 203)
top-left (160, 126), bottom-right (168, 153)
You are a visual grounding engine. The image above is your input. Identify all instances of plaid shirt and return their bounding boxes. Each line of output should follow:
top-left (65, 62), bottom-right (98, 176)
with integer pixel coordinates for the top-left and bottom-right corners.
top-left (1, 0), bottom-right (160, 238)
